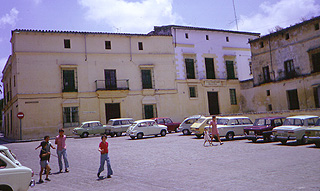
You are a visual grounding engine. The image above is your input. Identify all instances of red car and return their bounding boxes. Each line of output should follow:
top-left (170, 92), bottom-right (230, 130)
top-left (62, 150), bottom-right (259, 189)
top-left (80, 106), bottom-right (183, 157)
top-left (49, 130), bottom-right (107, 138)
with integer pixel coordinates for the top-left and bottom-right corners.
top-left (244, 117), bottom-right (285, 142)
top-left (152, 117), bottom-right (180, 133)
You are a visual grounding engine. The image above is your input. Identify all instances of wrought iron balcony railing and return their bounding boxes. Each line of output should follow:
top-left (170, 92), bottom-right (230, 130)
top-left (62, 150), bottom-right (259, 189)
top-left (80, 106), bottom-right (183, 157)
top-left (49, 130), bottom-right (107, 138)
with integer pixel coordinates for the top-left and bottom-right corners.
top-left (95, 79), bottom-right (129, 91)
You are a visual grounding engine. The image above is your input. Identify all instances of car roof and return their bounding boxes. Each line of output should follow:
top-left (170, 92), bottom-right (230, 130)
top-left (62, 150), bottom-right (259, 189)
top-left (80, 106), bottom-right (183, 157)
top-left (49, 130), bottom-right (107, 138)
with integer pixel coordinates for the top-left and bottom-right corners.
top-left (134, 119), bottom-right (156, 123)
top-left (151, 117), bottom-right (170, 120)
top-left (109, 118), bottom-right (134, 121)
top-left (286, 115), bottom-right (319, 119)
top-left (218, 116), bottom-right (250, 119)
top-left (0, 145), bottom-right (8, 150)
top-left (82, 121), bottom-right (101, 124)
top-left (256, 116), bottom-right (286, 120)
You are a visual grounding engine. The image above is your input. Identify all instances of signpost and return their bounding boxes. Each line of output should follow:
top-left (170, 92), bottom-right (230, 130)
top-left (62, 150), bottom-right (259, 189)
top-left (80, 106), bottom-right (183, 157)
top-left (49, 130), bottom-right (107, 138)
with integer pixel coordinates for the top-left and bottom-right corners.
top-left (17, 112), bottom-right (24, 140)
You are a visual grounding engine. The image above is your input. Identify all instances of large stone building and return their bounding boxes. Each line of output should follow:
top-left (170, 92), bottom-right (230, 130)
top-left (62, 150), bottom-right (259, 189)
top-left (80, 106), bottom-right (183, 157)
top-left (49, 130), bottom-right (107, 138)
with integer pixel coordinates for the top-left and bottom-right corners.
top-left (150, 25), bottom-right (259, 116)
top-left (241, 16), bottom-right (320, 113)
top-left (2, 26), bottom-right (260, 140)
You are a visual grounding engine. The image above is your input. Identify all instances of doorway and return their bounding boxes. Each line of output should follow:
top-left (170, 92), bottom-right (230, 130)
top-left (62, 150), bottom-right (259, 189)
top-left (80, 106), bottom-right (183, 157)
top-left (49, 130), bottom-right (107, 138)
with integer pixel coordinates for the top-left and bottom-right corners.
top-left (105, 103), bottom-right (120, 123)
top-left (287, 89), bottom-right (300, 110)
top-left (207, 92), bottom-right (220, 115)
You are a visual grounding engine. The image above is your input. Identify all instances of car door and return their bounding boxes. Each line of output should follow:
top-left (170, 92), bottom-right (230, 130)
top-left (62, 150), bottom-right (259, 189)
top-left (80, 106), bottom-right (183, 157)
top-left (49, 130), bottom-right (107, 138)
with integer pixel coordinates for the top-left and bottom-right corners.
top-left (91, 122), bottom-right (99, 134)
top-left (112, 120), bottom-right (121, 132)
top-left (148, 121), bottom-right (157, 135)
top-left (120, 120), bottom-right (131, 132)
top-left (228, 119), bottom-right (239, 135)
top-left (164, 118), bottom-right (174, 131)
top-left (138, 122), bottom-right (148, 135)
top-left (237, 118), bottom-right (253, 135)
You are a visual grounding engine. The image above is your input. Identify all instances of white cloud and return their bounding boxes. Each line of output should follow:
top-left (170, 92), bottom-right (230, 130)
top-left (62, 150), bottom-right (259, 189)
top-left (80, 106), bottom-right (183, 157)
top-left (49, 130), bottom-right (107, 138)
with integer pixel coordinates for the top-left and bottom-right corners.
top-left (33, 0), bottom-right (42, 5)
top-left (0, 57), bottom-right (8, 73)
top-left (78, 0), bottom-right (182, 33)
top-left (236, 0), bottom-right (320, 35)
top-left (0, 8), bottom-right (19, 27)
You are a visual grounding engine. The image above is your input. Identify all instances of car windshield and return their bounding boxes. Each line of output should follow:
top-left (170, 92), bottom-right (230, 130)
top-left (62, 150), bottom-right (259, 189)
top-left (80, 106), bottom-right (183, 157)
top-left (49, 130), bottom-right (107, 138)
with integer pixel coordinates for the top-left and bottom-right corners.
top-left (196, 118), bottom-right (206, 124)
top-left (316, 119), bottom-right (320, 126)
top-left (283, 118), bottom-right (303, 126)
top-left (107, 120), bottom-right (114, 125)
top-left (217, 119), bottom-right (228, 125)
top-left (253, 119), bottom-right (270, 126)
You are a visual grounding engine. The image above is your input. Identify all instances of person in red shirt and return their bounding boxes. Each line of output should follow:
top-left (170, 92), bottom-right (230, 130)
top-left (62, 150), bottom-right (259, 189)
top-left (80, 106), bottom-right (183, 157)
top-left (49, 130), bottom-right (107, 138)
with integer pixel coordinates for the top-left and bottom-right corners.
top-left (210, 116), bottom-right (223, 145)
top-left (97, 135), bottom-right (113, 179)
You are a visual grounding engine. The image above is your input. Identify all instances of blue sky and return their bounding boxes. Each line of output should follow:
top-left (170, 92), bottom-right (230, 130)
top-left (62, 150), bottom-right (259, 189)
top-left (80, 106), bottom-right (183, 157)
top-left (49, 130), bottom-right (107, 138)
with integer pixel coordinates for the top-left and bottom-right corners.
top-left (0, 0), bottom-right (320, 75)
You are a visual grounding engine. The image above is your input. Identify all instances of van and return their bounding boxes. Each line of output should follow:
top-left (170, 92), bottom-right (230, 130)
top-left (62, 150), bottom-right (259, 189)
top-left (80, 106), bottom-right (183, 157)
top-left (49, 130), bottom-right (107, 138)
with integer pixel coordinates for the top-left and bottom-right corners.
top-left (105, 118), bottom-right (134, 137)
top-left (178, 115), bottom-right (203, 135)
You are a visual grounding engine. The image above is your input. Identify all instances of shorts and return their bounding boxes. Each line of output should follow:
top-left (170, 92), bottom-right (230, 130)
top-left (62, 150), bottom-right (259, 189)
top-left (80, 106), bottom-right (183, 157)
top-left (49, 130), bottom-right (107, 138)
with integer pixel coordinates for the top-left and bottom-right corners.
top-left (40, 160), bottom-right (48, 168)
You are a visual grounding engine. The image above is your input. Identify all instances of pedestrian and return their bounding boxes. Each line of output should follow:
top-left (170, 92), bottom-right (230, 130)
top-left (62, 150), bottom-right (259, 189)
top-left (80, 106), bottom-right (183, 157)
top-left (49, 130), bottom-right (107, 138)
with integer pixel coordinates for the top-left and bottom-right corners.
top-left (55, 128), bottom-right (69, 173)
top-left (210, 115), bottom-right (223, 145)
top-left (97, 135), bottom-right (113, 179)
top-left (39, 141), bottom-right (51, 183)
top-left (35, 136), bottom-right (55, 174)
top-left (203, 127), bottom-right (212, 146)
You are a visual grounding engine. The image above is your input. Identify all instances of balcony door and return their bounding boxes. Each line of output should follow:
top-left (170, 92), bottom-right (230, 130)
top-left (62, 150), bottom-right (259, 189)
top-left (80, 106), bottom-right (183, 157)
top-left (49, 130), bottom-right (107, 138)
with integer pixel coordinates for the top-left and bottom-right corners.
top-left (105, 69), bottom-right (117, 90)
top-left (207, 92), bottom-right (220, 115)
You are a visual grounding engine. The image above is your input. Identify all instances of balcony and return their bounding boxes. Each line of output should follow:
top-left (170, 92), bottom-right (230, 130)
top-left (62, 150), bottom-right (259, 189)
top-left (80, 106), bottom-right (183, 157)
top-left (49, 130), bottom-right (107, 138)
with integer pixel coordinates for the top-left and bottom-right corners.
top-left (95, 79), bottom-right (129, 91)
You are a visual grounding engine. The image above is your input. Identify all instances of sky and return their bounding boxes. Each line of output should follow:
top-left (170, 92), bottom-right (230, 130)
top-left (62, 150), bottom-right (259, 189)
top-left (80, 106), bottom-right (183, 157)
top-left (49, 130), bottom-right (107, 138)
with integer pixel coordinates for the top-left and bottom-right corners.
top-left (0, 0), bottom-right (320, 76)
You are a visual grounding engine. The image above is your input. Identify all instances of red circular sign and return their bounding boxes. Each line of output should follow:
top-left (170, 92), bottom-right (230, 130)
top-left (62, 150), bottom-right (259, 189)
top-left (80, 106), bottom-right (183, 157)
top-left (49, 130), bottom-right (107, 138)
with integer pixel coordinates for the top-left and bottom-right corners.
top-left (17, 112), bottom-right (24, 119)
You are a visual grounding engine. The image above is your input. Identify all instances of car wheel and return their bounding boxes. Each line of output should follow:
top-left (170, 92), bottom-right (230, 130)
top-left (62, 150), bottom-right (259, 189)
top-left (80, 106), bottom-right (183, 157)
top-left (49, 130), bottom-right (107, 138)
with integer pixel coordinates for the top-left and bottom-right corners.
top-left (161, 130), bottom-right (166, 136)
top-left (263, 134), bottom-right (271, 142)
top-left (82, 132), bottom-right (89, 138)
top-left (110, 132), bottom-right (115, 137)
top-left (0, 185), bottom-right (13, 191)
top-left (196, 134), bottom-right (202, 139)
top-left (315, 142), bottom-right (320, 148)
top-left (280, 140), bottom-right (287, 145)
top-left (175, 128), bottom-right (178, 133)
top-left (225, 132), bottom-right (234, 141)
top-left (116, 132), bottom-right (122, 137)
top-left (130, 136), bottom-right (136, 140)
top-left (183, 129), bottom-right (189, 135)
top-left (137, 133), bottom-right (143, 139)
top-left (297, 136), bottom-right (307, 145)
top-left (251, 138), bottom-right (257, 143)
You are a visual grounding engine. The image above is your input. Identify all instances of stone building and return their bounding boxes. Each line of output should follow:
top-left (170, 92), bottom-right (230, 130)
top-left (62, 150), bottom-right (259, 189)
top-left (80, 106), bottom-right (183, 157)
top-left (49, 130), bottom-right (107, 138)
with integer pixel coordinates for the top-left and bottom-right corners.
top-left (150, 25), bottom-right (260, 116)
top-left (241, 16), bottom-right (320, 113)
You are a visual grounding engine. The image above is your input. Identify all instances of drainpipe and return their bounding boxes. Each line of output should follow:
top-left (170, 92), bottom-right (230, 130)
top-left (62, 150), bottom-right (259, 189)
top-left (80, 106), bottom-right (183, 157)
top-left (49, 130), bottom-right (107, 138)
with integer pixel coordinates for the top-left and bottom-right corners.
top-left (268, 36), bottom-right (275, 80)
top-left (129, 36), bottom-right (132, 61)
top-left (84, 33), bottom-right (87, 61)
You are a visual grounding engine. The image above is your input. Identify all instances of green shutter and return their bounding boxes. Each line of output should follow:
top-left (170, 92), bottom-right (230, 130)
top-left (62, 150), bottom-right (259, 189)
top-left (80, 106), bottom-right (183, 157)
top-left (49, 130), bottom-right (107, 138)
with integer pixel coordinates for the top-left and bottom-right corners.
top-left (185, 59), bottom-right (195, 79)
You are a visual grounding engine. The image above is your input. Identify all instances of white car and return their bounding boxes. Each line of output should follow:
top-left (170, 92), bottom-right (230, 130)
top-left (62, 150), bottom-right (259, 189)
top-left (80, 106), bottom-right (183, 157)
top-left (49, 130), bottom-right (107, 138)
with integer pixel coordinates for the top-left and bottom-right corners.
top-left (273, 115), bottom-right (319, 145)
top-left (126, 119), bottom-right (167, 139)
top-left (216, 116), bottom-right (253, 140)
top-left (178, 115), bottom-right (203, 135)
top-left (0, 145), bottom-right (35, 191)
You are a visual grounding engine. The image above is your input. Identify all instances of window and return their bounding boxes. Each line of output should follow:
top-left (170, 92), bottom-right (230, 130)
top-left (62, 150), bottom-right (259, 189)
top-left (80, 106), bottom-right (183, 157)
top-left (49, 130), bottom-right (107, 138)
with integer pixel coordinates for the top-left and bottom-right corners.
top-left (226, 37), bottom-right (229, 42)
top-left (143, 104), bottom-right (157, 119)
top-left (315, 23), bottom-right (319, 30)
top-left (311, 52), bottom-right (320, 73)
top-left (141, 69), bottom-right (153, 89)
top-left (285, 33), bottom-right (290, 40)
top-left (249, 62), bottom-right (252, 75)
top-left (63, 107), bottom-right (79, 127)
top-left (185, 58), bottom-right (195, 79)
top-left (229, 89), bottom-right (237, 105)
top-left (260, 41), bottom-right (264, 48)
top-left (268, 104), bottom-right (272, 111)
top-left (138, 42), bottom-right (143, 50)
top-left (105, 41), bottom-right (111, 49)
top-left (266, 90), bottom-right (270, 96)
top-left (105, 69), bottom-right (117, 90)
top-left (287, 89), bottom-right (300, 110)
top-left (62, 69), bottom-right (78, 92)
top-left (206, 35), bottom-right (209, 40)
top-left (205, 58), bottom-right (215, 79)
top-left (189, 86), bottom-right (197, 98)
top-left (284, 59), bottom-right (295, 78)
top-left (262, 66), bottom-right (271, 82)
top-left (226, 60), bottom-right (235, 79)
top-left (64, 39), bottom-right (71, 49)
top-left (185, 33), bottom-right (189, 39)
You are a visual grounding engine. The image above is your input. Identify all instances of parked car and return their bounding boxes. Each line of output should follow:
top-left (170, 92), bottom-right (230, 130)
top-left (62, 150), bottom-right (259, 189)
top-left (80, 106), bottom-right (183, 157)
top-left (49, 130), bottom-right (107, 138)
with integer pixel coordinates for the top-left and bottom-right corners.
top-left (190, 116), bottom-right (214, 138)
top-left (105, 118), bottom-right (134, 137)
top-left (0, 145), bottom-right (35, 191)
top-left (273, 115), bottom-right (319, 145)
top-left (178, 115), bottom-right (203, 135)
top-left (244, 117), bottom-right (285, 142)
top-left (305, 118), bottom-right (320, 147)
top-left (216, 116), bottom-right (253, 140)
top-left (152, 117), bottom-right (180, 133)
top-left (126, 119), bottom-right (167, 139)
top-left (73, 121), bottom-right (106, 138)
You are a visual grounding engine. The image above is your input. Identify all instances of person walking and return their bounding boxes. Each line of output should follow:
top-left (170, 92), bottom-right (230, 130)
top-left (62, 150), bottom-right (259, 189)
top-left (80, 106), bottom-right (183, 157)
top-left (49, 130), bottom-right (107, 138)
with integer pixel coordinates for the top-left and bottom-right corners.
top-left (97, 135), bottom-right (113, 179)
top-left (36, 136), bottom-right (55, 174)
top-left (38, 141), bottom-right (51, 183)
top-left (203, 127), bottom-right (212, 146)
top-left (210, 116), bottom-right (223, 145)
top-left (55, 128), bottom-right (69, 173)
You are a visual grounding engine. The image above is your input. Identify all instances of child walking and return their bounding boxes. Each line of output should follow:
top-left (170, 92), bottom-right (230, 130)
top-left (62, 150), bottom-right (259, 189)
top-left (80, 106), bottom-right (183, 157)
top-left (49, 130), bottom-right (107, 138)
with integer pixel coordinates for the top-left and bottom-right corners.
top-left (97, 135), bottom-right (113, 179)
top-left (35, 136), bottom-right (55, 174)
top-left (203, 127), bottom-right (212, 146)
top-left (39, 141), bottom-right (51, 183)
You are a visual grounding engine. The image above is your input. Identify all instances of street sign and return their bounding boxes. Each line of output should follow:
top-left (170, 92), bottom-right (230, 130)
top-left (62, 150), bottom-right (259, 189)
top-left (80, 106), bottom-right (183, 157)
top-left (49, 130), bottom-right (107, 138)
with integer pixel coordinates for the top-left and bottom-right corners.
top-left (17, 112), bottom-right (24, 119)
